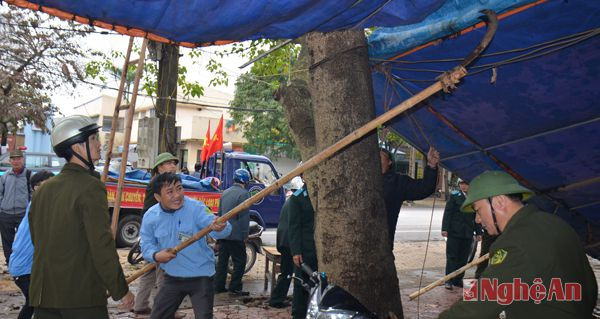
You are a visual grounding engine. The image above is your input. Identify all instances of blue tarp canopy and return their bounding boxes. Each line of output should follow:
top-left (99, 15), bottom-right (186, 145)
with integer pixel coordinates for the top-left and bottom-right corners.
top-left (6, 0), bottom-right (599, 256)
top-left (369, 0), bottom-right (600, 257)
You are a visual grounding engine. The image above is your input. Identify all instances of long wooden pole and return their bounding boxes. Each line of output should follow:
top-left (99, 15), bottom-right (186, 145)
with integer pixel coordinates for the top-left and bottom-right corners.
top-left (409, 253), bottom-right (490, 300)
top-left (111, 39), bottom-right (149, 238)
top-left (102, 37), bottom-right (135, 183)
top-left (126, 66), bottom-right (467, 283)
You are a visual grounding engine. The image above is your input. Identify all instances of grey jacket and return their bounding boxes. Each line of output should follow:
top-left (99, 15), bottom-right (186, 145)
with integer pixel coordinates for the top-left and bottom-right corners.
top-left (0, 169), bottom-right (30, 215)
top-left (218, 183), bottom-right (250, 241)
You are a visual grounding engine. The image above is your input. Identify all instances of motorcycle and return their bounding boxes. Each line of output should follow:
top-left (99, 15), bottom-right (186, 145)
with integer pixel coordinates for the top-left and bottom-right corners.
top-left (127, 221), bottom-right (264, 275)
top-left (294, 263), bottom-right (378, 319)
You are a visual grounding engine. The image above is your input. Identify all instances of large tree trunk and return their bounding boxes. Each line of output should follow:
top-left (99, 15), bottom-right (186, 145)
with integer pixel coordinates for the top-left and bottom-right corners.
top-left (156, 43), bottom-right (179, 155)
top-left (279, 30), bottom-right (403, 318)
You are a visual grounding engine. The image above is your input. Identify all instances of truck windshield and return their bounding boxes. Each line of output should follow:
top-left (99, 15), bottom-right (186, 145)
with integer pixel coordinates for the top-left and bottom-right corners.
top-left (241, 161), bottom-right (278, 186)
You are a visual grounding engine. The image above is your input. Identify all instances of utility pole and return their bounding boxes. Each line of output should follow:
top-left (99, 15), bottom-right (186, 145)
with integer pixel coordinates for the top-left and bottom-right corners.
top-left (155, 42), bottom-right (179, 155)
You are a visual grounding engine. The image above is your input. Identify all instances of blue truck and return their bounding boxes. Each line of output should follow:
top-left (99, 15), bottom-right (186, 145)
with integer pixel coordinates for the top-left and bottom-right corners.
top-left (108, 151), bottom-right (286, 247)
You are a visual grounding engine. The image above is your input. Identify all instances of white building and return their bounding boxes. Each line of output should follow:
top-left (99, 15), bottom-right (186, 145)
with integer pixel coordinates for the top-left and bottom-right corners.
top-left (71, 87), bottom-right (246, 172)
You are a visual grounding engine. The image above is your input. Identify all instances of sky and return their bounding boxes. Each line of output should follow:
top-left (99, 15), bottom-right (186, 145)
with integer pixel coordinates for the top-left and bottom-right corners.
top-left (51, 30), bottom-right (253, 116)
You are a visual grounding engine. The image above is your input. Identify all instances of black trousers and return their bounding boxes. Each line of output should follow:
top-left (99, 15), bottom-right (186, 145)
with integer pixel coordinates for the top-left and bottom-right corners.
top-left (292, 254), bottom-right (317, 319)
top-left (445, 236), bottom-right (473, 286)
top-left (214, 240), bottom-right (246, 292)
top-left (268, 246), bottom-right (293, 306)
top-left (0, 211), bottom-right (25, 265)
top-left (151, 275), bottom-right (214, 319)
top-left (14, 274), bottom-right (33, 319)
top-left (34, 306), bottom-right (108, 319)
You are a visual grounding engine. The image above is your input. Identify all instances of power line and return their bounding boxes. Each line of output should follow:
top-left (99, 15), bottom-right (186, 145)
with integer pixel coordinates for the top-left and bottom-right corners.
top-left (69, 76), bottom-right (278, 113)
top-left (0, 21), bottom-right (122, 35)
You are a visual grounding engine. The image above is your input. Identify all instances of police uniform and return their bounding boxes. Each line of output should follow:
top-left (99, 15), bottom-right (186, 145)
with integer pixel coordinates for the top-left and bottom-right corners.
top-left (439, 204), bottom-right (597, 318)
top-left (269, 198), bottom-right (294, 307)
top-left (29, 163), bottom-right (128, 316)
top-left (442, 190), bottom-right (479, 287)
top-left (288, 185), bottom-right (317, 319)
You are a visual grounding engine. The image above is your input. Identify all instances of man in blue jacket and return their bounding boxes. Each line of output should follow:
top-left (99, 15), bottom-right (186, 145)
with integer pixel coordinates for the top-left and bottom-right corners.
top-left (214, 168), bottom-right (251, 296)
top-left (9, 170), bottom-right (54, 319)
top-left (140, 173), bottom-right (231, 319)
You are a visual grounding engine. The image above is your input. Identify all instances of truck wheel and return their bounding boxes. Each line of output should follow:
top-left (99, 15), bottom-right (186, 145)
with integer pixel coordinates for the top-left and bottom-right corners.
top-left (116, 214), bottom-right (141, 248)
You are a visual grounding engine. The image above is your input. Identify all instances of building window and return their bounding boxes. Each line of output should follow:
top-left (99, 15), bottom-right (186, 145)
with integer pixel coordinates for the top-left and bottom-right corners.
top-left (102, 116), bottom-right (124, 132)
top-left (180, 149), bottom-right (188, 170)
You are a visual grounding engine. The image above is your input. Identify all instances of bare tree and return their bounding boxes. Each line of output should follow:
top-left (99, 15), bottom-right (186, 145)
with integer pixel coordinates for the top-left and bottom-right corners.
top-left (0, 5), bottom-right (89, 147)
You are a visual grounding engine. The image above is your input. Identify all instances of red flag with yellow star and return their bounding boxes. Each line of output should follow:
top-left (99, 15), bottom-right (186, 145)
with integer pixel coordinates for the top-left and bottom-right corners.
top-left (199, 121), bottom-right (211, 164)
top-left (206, 115), bottom-right (224, 159)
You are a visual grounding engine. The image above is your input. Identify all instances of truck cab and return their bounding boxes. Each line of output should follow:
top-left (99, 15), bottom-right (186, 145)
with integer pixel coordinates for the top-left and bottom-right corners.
top-left (109, 151), bottom-right (285, 247)
top-left (206, 152), bottom-right (285, 227)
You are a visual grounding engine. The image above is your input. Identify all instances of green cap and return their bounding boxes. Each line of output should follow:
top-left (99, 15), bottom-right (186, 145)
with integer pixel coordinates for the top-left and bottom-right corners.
top-left (461, 170), bottom-right (533, 213)
top-left (153, 152), bottom-right (179, 170)
top-left (9, 150), bottom-right (24, 158)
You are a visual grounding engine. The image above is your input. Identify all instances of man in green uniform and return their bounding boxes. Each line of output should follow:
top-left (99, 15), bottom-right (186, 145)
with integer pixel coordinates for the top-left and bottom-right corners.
top-left (29, 115), bottom-right (134, 318)
top-left (442, 179), bottom-right (480, 289)
top-left (288, 181), bottom-right (317, 319)
top-left (268, 176), bottom-right (304, 308)
top-left (439, 171), bottom-right (597, 319)
top-left (134, 152), bottom-right (179, 315)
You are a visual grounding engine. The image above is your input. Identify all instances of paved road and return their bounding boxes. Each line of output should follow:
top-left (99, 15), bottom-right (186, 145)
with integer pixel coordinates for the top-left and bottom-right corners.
top-left (261, 200), bottom-right (446, 246)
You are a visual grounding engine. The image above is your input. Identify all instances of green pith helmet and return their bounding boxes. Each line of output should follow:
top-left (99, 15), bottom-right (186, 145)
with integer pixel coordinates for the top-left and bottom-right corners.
top-left (153, 152), bottom-right (179, 171)
top-left (461, 170), bottom-right (533, 213)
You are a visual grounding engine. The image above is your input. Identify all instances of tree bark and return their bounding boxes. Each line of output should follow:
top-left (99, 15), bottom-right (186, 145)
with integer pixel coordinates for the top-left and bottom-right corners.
top-left (280, 30), bottom-right (403, 318)
top-left (156, 43), bottom-right (179, 155)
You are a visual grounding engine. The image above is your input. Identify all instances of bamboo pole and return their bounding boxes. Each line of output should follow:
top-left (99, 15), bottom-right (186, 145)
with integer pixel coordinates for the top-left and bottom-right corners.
top-left (110, 39), bottom-right (149, 238)
top-left (409, 253), bottom-right (489, 300)
top-left (126, 66), bottom-right (467, 283)
top-left (102, 37), bottom-right (135, 183)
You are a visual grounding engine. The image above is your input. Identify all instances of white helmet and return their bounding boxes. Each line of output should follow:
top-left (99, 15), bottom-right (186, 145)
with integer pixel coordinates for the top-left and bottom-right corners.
top-left (51, 115), bottom-right (100, 169)
top-left (288, 176), bottom-right (304, 191)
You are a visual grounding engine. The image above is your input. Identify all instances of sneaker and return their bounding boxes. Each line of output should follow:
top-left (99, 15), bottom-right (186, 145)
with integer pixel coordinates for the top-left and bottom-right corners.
top-left (444, 282), bottom-right (453, 290)
top-left (229, 290), bottom-right (250, 296)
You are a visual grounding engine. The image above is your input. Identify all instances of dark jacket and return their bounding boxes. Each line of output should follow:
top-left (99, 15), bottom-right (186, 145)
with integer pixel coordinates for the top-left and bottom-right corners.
top-left (439, 204), bottom-right (598, 319)
top-left (142, 177), bottom-right (158, 213)
top-left (288, 186), bottom-right (316, 259)
top-left (218, 183), bottom-right (250, 241)
top-left (383, 166), bottom-right (437, 244)
top-left (276, 198), bottom-right (291, 250)
top-left (28, 163), bottom-right (128, 308)
top-left (442, 191), bottom-right (479, 239)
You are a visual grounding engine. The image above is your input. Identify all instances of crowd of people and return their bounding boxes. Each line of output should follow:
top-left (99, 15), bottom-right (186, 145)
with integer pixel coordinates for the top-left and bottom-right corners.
top-left (0, 114), bottom-right (597, 319)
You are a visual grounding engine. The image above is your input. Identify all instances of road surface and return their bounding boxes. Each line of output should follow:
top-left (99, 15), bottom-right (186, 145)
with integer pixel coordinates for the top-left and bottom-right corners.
top-left (261, 199), bottom-right (446, 246)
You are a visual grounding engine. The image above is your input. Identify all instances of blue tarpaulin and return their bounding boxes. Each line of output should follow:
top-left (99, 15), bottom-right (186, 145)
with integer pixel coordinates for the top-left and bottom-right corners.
top-left (106, 170), bottom-right (218, 192)
top-left (369, 0), bottom-right (600, 256)
top-left (6, 0), bottom-right (600, 256)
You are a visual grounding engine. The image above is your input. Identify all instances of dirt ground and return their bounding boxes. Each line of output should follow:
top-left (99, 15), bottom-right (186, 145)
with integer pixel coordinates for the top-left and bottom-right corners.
top-left (1, 242), bottom-right (599, 319)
